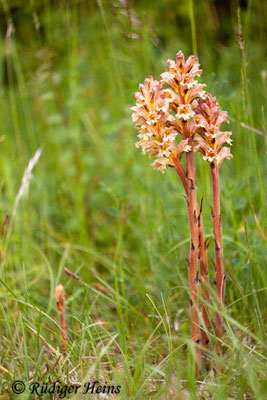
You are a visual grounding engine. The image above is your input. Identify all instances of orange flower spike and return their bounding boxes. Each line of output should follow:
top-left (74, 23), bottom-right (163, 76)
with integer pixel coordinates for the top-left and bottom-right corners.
top-left (193, 93), bottom-right (233, 348)
top-left (131, 52), bottom-right (212, 373)
top-left (131, 75), bottom-right (191, 173)
top-left (193, 93), bottom-right (233, 167)
top-left (160, 51), bottom-right (206, 112)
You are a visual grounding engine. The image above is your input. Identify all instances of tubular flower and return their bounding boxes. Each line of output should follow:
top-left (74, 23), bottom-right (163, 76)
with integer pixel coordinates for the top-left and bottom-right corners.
top-left (131, 75), bottom-right (191, 173)
top-left (131, 51), bottom-right (233, 369)
top-left (193, 94), bottom-right (233, 167)
top-left (160, 51), bottom-right (206, 135)
top-left (131, 51), bottom-right (207, 172)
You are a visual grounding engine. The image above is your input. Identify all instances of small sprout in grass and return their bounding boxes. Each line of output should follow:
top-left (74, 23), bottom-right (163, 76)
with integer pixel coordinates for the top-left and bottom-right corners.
top-left (1, 214), bottom-right (9, 239)
top-left (131, 51), bottom-right (233, 374)
top-left (54, 284), bottom-right (68, 351)
top-left (0, 213), bottom-right (9, 261)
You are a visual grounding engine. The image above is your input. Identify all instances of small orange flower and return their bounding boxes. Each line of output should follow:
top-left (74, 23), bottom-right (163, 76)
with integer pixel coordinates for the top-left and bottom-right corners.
top-left (193, 93), bottom-right (233, 167)
top-left (160, 51), bottom-right (206, 110)
top-left (131, 52), bottom-right (207, 172)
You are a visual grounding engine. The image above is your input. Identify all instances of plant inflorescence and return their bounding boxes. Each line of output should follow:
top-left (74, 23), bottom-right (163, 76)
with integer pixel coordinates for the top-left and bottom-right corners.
top-left (131, 51), bottom-right (232, 373)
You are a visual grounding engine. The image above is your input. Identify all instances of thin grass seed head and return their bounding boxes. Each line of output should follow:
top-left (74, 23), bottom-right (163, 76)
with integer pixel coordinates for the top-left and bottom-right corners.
top-left (4, 148), bottom-right (42, 252)
top-left (131, 51), bottom-right (205, 172)
top-left (192, 93), bottom-right (233, 167)
top-left (13, 148), bottom-right (42, 212)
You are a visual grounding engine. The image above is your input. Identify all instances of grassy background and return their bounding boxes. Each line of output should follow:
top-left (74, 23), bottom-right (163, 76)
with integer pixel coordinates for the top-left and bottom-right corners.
top-left (0, 0), bottom-right (266, 398)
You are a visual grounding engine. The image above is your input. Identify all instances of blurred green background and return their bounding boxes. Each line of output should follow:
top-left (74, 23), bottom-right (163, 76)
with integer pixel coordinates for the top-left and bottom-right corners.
top-left (0, 0), bottom-right (266, 398)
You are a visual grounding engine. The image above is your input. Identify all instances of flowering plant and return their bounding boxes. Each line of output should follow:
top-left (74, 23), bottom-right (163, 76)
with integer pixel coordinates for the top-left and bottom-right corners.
top-left (131, 51), bottom-right (232, 373)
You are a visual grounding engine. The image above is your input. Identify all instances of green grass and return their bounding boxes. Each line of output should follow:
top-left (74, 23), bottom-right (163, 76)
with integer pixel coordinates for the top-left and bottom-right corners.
top-left (0, 0), bottom-right (266, 398)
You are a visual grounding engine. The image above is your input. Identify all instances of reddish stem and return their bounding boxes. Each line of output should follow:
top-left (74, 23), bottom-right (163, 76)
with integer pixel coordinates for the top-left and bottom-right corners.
top-left (186, 141), bottom-right (201, 373)
top-left (172, 157), bottom-right (188, 195)
top-left (211, 165), bottom-right (225, 344)
top-left (59, 313), bottom-right (68, 351)
top-left (173, 154), bottom-right (210, 360)
top-left (198, 214), bottom-right (211, 349)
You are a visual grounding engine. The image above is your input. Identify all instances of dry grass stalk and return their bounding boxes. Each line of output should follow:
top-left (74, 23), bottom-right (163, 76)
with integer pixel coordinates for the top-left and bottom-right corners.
top-left (5, 148), bottom-right (42, 255)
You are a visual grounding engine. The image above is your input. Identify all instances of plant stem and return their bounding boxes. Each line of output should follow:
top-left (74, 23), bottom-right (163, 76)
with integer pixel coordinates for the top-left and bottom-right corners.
top-left (211, 165), bottom-right (225, 343)
top-left (188, 0), bottom-right (198, 56)
top-left (198, 214), bottom-right (210, 349)
top-left (59, 313), bottom-right (68, 351)
top-left (173, 156), bottom-right (210, 353)
top-left (186, 140), bottom-right (201, 373)
top-left (172, 157), bottom-right (188, 194)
